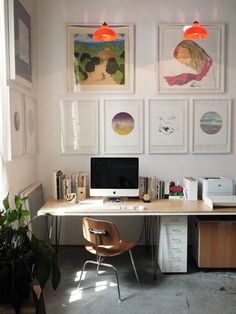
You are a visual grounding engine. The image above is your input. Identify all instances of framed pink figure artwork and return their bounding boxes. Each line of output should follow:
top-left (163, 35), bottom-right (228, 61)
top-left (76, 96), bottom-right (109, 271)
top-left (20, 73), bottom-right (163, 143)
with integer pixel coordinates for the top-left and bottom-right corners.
top-left (157, 24), bottom-right (225, 93)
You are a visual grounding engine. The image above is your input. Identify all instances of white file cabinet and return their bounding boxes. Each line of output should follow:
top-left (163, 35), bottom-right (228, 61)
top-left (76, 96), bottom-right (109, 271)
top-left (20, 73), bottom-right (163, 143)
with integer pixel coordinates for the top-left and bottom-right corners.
top-left (158, 215), bottom-right (188, 273)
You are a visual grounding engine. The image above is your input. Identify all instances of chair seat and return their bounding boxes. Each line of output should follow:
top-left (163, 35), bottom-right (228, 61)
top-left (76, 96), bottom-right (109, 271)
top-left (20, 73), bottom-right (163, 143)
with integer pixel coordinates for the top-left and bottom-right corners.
top-left (85, 239), bottom-right (136, 257)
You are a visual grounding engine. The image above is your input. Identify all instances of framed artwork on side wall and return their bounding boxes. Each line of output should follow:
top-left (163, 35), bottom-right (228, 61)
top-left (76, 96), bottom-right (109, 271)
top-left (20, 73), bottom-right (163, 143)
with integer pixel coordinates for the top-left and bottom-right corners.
top-left (67, 25), bottom-right (134, 93)
top-left (104, 99), bottom-right (143, 154)
top-left (25, 96), bottom-right (37, 155)
top-left (192, 99), bottom-right (231, 153)
top-left (157, 24), bottom-right (225, 93)
top-left (149, 99), bottom-right (188, 153)
top-left (60, 100), bottom-right (99, 154)
top-left (10, 88), bottom-right (25, 158)
top-left (8, 0), bottom-right (33, 88)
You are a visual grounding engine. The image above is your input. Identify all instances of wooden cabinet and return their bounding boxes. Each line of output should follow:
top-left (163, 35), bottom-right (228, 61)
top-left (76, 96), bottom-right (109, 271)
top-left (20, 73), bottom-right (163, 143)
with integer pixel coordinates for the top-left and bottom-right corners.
top-left (192, 217), bottom-right (236, 268)
top-left (158, 216), bottom-right (188, 273)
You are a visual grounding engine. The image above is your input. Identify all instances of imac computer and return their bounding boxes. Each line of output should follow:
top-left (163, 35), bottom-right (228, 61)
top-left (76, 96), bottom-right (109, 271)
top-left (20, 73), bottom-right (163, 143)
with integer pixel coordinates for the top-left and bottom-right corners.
top-left (90, 157), bottom-right (139, 199)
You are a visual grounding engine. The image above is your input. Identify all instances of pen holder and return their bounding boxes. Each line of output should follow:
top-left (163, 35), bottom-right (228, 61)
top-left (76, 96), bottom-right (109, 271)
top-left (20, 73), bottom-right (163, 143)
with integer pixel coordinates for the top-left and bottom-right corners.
top-left (66, 193), bottom-right (76, 204)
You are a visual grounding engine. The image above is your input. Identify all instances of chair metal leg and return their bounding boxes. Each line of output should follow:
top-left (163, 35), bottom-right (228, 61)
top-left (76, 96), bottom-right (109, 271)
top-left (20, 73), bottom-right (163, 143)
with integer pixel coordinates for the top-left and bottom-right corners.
top-left (129, 250), bottom-right (140, 283)
top-left (78, 260), bottom-right (122, 301)
top-left (78, 260), bottom-right (90, 288)
top-left (96, 256), bottom-right (102, 275)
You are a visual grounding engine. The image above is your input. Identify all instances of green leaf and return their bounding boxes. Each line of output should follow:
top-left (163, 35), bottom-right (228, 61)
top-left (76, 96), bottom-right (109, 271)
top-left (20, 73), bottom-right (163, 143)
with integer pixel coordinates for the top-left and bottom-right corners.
top-left (0, 213), bottom-right (5, 225)
top-left (14, 195), bottom-right (22, 210)
top-left (19, 210), bottom-right (30, 223)
top-left (3, 193), bottom-right (10, 210)
top-left (5, 209), bottom-right (18, 224)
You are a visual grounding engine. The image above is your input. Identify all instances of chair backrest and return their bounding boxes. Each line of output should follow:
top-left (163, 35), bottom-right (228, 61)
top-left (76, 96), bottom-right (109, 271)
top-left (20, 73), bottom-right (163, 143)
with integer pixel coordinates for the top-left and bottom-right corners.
top-left (82, 217), bottom-right (120, 246)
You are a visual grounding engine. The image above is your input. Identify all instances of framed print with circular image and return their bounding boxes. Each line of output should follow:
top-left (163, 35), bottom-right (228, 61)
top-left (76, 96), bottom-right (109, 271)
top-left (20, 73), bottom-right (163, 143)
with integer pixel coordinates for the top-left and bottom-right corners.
top-left (192, 99), bottom-right (231, 153)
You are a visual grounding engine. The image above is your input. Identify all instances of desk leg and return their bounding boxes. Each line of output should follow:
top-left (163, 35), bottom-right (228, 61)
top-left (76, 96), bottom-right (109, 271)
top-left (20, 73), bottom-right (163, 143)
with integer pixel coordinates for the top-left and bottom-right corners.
top-left (151, 216), bottom-right (158, 280)
top-left (55, 216), bottom-right (62, 254)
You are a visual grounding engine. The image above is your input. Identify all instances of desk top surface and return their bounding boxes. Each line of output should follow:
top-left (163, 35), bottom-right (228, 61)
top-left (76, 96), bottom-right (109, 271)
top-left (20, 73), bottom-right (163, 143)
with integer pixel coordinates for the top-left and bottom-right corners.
top-left (38, 198), bottom-right (236, 216)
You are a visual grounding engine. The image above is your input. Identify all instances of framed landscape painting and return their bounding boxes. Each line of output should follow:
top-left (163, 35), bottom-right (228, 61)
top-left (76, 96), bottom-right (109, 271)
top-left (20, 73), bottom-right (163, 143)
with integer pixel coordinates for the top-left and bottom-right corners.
top-left (67, 25), bottom-right (134, 93)
top-left (157, 24), bottom-right (225, 93)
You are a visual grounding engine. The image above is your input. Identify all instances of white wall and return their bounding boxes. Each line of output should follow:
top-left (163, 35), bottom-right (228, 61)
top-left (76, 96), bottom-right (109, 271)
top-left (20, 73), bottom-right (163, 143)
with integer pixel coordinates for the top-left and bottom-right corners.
top-left (36, 0), bottom-right (236, 244)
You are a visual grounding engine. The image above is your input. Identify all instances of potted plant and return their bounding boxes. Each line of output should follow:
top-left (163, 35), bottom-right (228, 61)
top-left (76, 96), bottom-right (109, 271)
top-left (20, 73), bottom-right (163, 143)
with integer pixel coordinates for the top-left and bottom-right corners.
top-left (0, 193), bottom-right (60, 313)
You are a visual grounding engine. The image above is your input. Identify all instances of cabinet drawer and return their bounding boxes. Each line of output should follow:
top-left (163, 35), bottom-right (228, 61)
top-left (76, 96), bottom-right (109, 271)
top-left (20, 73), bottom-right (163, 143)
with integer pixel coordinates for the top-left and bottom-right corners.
top-left (160, 233), bottom-right (187, 246)
top-left (160, 243), bottom-right (187, 253)
top-left (160, 224), bottom-right (187, 234)
top-left (159, 262), bottom-right (187, 273)
top-left (161, 252), bottom-right (186, 262)
top-left (161, 216), bottom-right (187, 225)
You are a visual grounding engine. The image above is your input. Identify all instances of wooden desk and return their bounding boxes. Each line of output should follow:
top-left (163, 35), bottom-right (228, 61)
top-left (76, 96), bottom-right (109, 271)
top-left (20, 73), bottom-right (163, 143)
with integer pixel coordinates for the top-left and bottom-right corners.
top-left (38, 198), bottom-right (236, 274)
top-left (38, 198), bottom-right (236, 217)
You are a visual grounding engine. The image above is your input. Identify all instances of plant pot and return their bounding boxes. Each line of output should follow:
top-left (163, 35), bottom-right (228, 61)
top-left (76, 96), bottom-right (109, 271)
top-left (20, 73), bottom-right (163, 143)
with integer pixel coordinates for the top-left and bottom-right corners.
top-left (0, 259), bottom-right (32, 312)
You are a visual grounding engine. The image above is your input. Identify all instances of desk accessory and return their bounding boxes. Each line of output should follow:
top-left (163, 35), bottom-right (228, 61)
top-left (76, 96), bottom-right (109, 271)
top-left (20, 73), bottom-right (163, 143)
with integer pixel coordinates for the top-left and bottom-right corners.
top-left (66, 193), bottom-right (76, 204)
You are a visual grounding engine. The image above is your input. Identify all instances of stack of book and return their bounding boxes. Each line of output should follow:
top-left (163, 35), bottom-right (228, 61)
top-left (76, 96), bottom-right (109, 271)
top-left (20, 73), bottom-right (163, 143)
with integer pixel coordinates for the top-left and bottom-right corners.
top-left (71, 172), bottom-right (87, 200)
top-left (52, 170), bottom-right (87, 200)
top-left (52, 170), bottom-right (71, 200)
top-left (139, 176), bottom-right (165, 200)
top-left (156, 180), bottom-right (165, 199)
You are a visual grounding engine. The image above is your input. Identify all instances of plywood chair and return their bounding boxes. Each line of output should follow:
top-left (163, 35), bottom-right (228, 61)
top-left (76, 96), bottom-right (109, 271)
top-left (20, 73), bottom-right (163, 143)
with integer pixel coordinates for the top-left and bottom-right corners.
top-left (78, 217), bottom-right (139, 301)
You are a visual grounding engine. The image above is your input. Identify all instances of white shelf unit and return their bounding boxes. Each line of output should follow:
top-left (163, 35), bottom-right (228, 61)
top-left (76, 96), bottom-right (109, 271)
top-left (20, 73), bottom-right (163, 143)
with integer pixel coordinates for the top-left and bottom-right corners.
top-left (158, 215), bottom-right (188, 273)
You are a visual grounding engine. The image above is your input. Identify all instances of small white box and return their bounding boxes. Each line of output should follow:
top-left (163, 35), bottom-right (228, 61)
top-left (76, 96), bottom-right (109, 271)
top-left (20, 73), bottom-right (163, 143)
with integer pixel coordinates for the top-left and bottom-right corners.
top-left (184, 177), bottom-right (198, 200)
top-left (198, 177), bottom-right (234, 201)
top-left (77, 187), bottom-right (86, 201)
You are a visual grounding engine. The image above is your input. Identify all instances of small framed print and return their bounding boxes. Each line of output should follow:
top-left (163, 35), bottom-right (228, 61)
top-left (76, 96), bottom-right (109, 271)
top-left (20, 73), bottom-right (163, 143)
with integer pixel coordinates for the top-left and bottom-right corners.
top-left (157, 24), bottom-right (225, 93)
top-left (67, 24), bottom-right (134, 93)
top-left (192, 99), bottom-right (231, 153)
top-left (60, 99), bottom-right (99, 154)
top-left (149, 99), bottom-right (188, 153)
top-left (104, 99), bottom-right (143, 154)
top-left (10, 88), bottom-right (25, 158)
top-left (25, 96), bottom-right (37, 155)
top-left (8, 0), bottom-right (33, 88)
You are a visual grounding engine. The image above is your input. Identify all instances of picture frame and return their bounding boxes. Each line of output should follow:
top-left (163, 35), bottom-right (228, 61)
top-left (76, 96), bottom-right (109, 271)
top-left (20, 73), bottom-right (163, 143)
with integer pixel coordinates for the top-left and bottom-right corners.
top-left (157, 24), bottom-right (225, 93)
top-left (25, 96), bottom-right (37, 155)
top-left (10, 88), bottom-right (25, 158)
top-left (192, 99), bottom-right (231, 153)
top-left (67, 24), bottom-right (134, 93)
top-left (149, 99), bottom-right (188, 153)
top-left (104, 99), bottom-right (143, 154)
top-left (8, 0), bottom-right (33, 88)
top-left (59, 99), bottom-right (99, 154)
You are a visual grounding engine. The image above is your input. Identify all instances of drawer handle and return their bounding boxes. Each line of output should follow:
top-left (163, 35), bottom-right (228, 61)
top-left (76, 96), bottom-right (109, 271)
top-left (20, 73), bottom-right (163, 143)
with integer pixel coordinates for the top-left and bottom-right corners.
top-left (172, 257), bottom-right (181, 261)
top-left (172, 239), bottom-right (181, 243)
top-left (172, 248), bottom-right (181, 252)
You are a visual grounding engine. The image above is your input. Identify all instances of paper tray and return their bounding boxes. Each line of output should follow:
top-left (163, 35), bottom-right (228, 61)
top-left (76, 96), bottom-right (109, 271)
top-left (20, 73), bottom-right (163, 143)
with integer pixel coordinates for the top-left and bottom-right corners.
top-left (204, 196), bottom-right (236, 209)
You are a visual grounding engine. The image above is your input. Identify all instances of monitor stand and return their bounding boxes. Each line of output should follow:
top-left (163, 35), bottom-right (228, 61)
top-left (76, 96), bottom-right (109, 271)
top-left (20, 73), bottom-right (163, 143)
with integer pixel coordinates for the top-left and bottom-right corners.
top-left (104, 197), bottom-right (123, 203)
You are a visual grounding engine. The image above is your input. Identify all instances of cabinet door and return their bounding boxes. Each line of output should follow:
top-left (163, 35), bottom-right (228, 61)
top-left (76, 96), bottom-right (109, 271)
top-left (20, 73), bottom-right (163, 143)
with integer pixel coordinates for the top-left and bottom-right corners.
top-left (225, 222), bottom-right (236, 267)
top-left (199, 221), bottom-right (236, 268)
top-left (199, 221), bottom-right (226, 267)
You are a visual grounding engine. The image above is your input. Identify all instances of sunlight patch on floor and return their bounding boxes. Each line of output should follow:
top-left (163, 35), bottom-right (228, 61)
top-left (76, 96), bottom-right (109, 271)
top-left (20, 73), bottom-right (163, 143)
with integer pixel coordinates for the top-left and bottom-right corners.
top-left (75, 270), bottom-right (87, 281)
top-left (69, 288), bottom-right (83, 302)
top-left (69, 271), bottom-right (117, 302)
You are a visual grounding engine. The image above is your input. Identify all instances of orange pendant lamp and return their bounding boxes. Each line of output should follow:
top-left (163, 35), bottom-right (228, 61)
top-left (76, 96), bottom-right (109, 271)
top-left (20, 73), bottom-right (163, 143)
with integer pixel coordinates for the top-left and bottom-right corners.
top-left (93, 22), bottom-right (117, 41)
top-left (183, 21), bottom-right (208, 39)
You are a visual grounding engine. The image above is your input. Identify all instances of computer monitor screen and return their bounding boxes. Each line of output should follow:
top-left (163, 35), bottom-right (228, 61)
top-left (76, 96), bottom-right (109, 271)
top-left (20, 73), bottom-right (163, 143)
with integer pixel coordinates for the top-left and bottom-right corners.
top-left (90, 157), bottom-right (139, 198)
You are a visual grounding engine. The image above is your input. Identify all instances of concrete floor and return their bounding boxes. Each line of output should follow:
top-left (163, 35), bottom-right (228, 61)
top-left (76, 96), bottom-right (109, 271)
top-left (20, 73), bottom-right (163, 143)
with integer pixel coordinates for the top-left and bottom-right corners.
top-left (44, 246), bottom-right (236, 314)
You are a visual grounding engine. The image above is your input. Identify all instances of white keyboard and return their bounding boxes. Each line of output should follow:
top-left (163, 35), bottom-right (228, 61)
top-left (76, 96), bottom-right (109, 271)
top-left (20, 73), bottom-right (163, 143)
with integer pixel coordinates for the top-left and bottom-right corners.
top-left (76, 203), bottom-right (145, 211)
